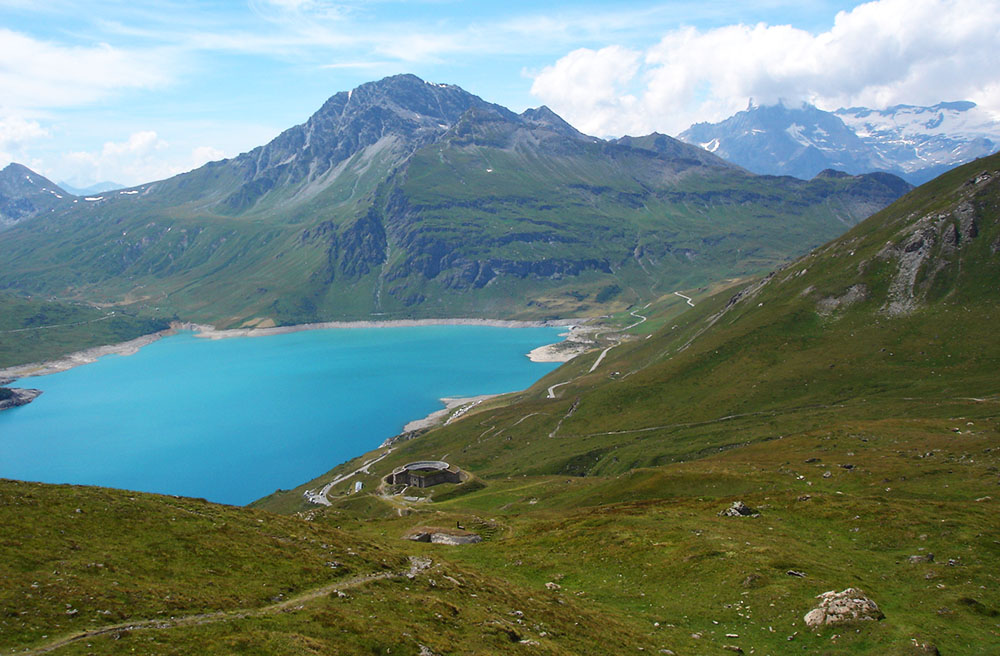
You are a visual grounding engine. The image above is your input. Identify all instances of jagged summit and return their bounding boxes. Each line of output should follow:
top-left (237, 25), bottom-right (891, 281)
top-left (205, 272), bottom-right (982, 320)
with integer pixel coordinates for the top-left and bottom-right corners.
top-left (519, 105), bottom-right (589, 140)
top-left (209, 74), bottom-right (509, 211)
top-left (680, 100), bottom-right (1000, 184)
top-left (0, 162), bottom-right (74, 228)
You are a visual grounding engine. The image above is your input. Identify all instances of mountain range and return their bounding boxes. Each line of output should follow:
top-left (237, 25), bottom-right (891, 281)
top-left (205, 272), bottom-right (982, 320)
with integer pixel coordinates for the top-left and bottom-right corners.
top-left (3, 149), bottom-right (997, 656)
top-left (0, 74), bottom-right (909, 342)
top-left (679, 100), bottom-right (1000, 185)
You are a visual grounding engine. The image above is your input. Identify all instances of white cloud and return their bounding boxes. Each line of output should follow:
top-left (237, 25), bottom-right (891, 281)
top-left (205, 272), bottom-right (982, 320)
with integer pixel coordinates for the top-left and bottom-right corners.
top-left (530, 0), bottom-right (1000, 137)
top-left (191, 145), bottom-right (226, 165)
top-left (60, 133), bottom-right (235, 187)
top-left (0, 115), bottom-right (49, 166)
top-left (0, 29), bottom-right (170, 113)
top-left (62, 131), bottom-right (168, 186)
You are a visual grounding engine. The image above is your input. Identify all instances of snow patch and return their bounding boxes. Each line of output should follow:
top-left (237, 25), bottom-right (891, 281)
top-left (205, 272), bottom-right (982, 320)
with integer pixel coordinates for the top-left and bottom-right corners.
top-left (700, 138), bottom-right (721, 152)
top-left (84, 196), bottom-right (104, 201)
top-left (785, 123), bottom-right (815, 148)
top-left (119, 190), bottom-right (139, 195)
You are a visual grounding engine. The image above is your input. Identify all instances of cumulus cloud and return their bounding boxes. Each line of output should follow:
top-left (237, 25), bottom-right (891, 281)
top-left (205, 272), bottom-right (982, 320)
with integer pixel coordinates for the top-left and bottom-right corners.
top-left (530, 0), bottom-right (1000, 137)
top-left (0, 116), bottom-right (49, 166)
top-left (0, 29), bottom-right (170, 113)
top-left (60, 133), bottom-right (234, 187)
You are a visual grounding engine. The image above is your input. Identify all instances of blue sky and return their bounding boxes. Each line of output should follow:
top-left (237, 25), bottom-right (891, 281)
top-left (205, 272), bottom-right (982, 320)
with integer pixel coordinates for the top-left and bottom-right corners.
top-left (1, 0), bottom-right (997, 186)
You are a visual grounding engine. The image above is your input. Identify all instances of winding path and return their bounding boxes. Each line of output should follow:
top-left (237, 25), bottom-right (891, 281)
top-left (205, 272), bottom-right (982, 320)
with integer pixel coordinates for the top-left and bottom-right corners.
top-left (0, 312), bottom-right (115, 334)
top-left (673, 291), bottom-right (695, 307)
top-left (19, 557), bottom-right (433, 655)
top-left (586, 307), bottom-right (648, 374)
top-left (305, 449), bottom-right (393, 506)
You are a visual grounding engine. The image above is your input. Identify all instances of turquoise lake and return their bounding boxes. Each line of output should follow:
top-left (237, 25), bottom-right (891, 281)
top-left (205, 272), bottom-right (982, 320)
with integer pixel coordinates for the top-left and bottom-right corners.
top-left (0, 326), bottom-right (563, 505)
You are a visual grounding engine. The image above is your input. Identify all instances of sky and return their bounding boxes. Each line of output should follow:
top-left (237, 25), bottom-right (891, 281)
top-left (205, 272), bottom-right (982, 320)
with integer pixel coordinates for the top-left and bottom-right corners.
top-left (1, 0), bottom-right (998, 187)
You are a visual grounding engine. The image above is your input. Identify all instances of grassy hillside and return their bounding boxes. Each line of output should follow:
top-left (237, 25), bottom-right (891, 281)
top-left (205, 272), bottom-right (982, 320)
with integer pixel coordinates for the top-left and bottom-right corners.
top-left (0, 292), bottom-right (169, 369)
top-left (0, 479), bottom-right (658, 655)
top-left (254, 154), bottom-right (1000, 654)
top-left (1, 145), bottom-right (993, 655)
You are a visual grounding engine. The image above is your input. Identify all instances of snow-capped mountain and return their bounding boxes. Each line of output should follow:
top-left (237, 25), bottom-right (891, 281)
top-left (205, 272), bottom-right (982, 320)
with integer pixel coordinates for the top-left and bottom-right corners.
top-left (835, 102), bottom-right (999, 183)
top-left (679, 100), bottom-right (1000, 184)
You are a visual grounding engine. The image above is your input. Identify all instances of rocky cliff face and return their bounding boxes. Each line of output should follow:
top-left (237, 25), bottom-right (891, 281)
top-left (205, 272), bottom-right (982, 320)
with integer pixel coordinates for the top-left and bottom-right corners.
top-left (217, 74), bottom-right (510, 212)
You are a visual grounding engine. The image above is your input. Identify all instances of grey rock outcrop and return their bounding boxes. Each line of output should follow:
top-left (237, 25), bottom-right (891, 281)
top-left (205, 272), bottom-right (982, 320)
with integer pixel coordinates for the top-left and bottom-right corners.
top-left (803, 588), bottom-right (884, 628)
top-left (0, 387), bottom-right (42, 412)
top-left (407, 531), bottom-right (482, 545)
top-left (718, 501), bottom-right (760, 517)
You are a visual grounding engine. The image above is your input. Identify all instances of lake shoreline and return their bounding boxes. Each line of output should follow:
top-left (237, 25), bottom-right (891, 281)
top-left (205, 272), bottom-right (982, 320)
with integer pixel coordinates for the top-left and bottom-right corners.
top-left (0, 320), bottom-right (576, 505)
top-left (0, 317), bottom-right (591, 382)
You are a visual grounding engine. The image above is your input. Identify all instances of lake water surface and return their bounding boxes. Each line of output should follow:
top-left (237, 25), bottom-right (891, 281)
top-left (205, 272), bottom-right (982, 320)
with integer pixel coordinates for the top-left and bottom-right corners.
top-left (0, 326), bottom-right (563, 504)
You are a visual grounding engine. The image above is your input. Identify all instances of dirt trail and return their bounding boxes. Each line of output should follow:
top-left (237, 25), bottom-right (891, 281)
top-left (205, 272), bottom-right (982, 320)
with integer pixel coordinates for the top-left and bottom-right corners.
top-left (20, 557), bottom-right (432, 655)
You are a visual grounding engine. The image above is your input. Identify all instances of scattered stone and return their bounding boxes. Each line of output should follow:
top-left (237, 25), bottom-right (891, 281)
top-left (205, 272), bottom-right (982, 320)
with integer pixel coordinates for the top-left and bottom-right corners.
top-left (839, 464), bottom-right (855, 470)
top-left (718, 501), bottom-right (759, 517)
top-left (691, 632), bottom-right (702, 639)
top-left (722, 646), bottom-right (743, 653)
top-left (822, 471), bottom-right (832, 478)
top-left (742, 573), bottom-right (764, 588)
top-left (406, 530), bottom-right (482, 545)
top-left (430, 533), bottom-right (482, 545)
top-left (804, 457), bottom-right (821, 463)
top-left (787, 570), bottom-right (807, 578)
top-left (803, 588), bottom-right (884, 628)
top-left (797, 495), bottom-right (811, 501)
top-left (908, 553), bottom-right (934, 564)
top-left (911, 639), bottom-right (940, 655)
top-left (545, 582), bottom-right (561, 591)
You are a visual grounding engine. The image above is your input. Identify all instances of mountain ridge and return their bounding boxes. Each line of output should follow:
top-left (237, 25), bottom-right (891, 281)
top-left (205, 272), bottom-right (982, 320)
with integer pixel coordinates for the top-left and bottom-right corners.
top-left (0, 75), bottom-right (909, 351)
top-left (679, 99), bottom-right (1000, 184)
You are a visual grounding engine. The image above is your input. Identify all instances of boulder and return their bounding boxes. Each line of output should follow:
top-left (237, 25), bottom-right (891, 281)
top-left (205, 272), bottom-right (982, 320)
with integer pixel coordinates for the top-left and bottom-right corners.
top-left (803, 588), bottom-right (884, 628)
top-left (718, 501), bottom-right (759, 517)
top-left (429, 533), bottom-right (482, 545)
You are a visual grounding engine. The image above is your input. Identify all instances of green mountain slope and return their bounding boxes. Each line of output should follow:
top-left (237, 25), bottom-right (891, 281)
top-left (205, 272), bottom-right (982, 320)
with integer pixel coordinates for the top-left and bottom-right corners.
top-left (0, 292), bottom-right (169, 370)
top-left (256, 154), bottom-right (1000, 655)
top-left (0, 479), bottom-right (653, 655)
top-left (1, 156), bottom-right (996, 655)
top-left (0, 75), bottom-right (910, 332)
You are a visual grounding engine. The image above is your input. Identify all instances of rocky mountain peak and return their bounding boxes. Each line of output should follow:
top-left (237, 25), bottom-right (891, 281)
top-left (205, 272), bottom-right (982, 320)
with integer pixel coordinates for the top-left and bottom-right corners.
top-left (520, 106), bottom-right (588, 140)
top-left (0, 163), bottom-right (73, 228)
top-left (218, 74), bottom-right (510, 211)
